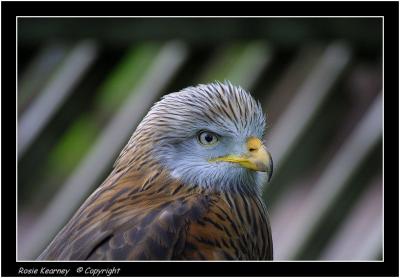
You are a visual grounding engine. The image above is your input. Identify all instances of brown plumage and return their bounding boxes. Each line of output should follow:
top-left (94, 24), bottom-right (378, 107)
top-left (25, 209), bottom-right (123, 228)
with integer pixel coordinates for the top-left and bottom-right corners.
top-left (38, 81), bottom-right (273, 260)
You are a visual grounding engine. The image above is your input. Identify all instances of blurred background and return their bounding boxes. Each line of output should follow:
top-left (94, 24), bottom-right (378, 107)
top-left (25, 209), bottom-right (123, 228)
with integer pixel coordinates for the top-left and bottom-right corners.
top-left (17, 18), bottom-right (382, 260)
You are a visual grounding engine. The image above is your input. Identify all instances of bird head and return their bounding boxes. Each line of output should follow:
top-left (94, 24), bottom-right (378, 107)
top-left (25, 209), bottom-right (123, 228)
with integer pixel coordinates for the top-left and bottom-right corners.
top-left (125, 81), bottom-right (273, 193)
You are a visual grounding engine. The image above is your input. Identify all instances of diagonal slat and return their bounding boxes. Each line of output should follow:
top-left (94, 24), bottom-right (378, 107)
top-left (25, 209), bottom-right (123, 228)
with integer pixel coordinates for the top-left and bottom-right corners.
top-left (18, 43), bottom-right (68, 114)
top-left (320, 177), bottom-right (382, 260)
top-left (18, 41), bottom-right (188, 260)
top-left (265, 43), bottom-right (352, 178)
top-left (18, 40), bottom-right (98, 158)
top-left (198, 41), bottom-right (272, 90)
top-left (276, 94), bottom-right (382, 259)
top-left (261, 45), bottom-right (325, 126)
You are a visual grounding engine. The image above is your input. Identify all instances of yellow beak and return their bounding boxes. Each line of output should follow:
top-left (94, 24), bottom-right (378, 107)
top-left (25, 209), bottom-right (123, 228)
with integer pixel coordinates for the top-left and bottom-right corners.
top-left (209, 137), bottom-right (273, 181)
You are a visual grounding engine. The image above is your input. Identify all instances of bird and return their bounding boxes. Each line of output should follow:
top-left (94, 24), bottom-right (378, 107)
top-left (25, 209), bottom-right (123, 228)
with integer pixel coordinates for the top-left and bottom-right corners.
top-left (37, 81), bottom-right (274, 260)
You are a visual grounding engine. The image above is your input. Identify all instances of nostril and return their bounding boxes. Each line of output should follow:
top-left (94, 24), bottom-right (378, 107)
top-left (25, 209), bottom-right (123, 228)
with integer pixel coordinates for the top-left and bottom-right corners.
top-left (246, 137), bottom-right (262, 152)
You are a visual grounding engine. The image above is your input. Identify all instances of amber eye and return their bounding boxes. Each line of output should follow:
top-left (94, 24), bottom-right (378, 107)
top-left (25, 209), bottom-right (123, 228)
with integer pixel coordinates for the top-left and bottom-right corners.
top-left (198, 131), bottom-right (219, 146)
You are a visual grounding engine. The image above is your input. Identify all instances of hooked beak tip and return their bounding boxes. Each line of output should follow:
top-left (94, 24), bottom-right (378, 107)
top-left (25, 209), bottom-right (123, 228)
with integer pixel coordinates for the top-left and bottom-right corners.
top-left (268, 156), bottom-right (274, 182)
top-left (267, 154), bottom-right (273, 182)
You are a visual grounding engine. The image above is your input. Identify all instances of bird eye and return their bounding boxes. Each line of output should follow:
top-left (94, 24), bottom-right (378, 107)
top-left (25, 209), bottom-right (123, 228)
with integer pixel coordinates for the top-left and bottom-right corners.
top-left (198, 131), bottom-right (219, 146)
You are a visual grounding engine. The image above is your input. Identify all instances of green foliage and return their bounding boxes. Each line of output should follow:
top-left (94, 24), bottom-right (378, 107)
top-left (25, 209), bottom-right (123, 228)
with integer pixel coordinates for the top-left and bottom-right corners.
top-left (47, 113), bottom-right (98, 175)
top-left (96, 42), bottom-right (161, 113)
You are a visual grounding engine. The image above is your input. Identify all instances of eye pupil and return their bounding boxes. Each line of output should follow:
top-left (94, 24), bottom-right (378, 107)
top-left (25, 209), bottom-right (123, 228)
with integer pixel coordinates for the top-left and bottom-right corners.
top-left (205, 134), bottom-right (213, 142)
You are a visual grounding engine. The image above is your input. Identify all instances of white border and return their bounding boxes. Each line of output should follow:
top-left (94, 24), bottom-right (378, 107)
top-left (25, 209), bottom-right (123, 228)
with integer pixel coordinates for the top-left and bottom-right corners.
top-left (15, 16), bottom-right (384, 263)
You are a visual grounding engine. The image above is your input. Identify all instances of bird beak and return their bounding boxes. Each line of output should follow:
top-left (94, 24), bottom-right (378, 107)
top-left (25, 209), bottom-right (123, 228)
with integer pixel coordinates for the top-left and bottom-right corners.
top-left (210, 137), bottom-right (273, 182)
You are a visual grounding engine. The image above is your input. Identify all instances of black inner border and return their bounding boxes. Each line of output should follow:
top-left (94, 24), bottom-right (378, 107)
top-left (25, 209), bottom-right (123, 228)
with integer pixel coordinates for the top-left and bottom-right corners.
top-left (2, 1), bottom-right (398, 277)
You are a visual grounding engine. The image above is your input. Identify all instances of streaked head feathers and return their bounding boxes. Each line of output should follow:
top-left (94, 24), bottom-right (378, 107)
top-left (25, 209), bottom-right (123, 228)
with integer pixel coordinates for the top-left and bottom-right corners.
top-left (116, 81), bottom-right (272, 193)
